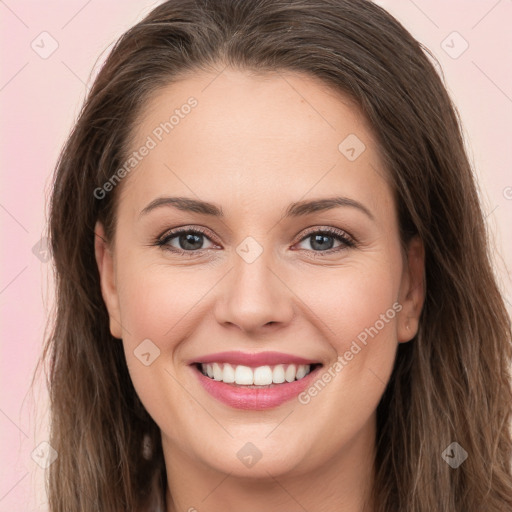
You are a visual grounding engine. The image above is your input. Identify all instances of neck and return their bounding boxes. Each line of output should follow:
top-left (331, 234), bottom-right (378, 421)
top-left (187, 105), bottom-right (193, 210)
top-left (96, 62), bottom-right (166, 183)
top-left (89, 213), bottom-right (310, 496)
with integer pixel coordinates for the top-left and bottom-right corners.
top-left (163, 414), bottom-right (376, 512)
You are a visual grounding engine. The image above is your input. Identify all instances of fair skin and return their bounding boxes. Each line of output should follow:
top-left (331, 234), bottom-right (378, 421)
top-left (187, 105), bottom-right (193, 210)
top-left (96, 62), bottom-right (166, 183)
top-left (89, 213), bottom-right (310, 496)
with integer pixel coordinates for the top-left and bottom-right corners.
top-left (94, 68), bottom-right (424, 512)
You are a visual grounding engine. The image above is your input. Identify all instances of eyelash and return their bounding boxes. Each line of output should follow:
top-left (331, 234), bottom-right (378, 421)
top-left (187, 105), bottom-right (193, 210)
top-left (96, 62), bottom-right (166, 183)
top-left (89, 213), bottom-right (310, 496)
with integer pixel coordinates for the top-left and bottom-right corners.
top-left (154, 225), bottom-right (356, 257)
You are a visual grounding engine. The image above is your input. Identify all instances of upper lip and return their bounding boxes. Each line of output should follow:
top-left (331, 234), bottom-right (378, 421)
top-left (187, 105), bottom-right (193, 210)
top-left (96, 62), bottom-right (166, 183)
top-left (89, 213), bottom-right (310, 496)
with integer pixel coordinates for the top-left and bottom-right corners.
top-left (190, 351), bottom-right (321, 367)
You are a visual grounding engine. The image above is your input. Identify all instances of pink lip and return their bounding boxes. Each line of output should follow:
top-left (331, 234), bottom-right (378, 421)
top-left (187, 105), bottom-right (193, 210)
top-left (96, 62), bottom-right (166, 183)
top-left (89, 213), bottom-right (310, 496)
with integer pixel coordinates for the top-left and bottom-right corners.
top-left (189, 350), bottom-right (320, 367)
top-left (191, 363), bottom-right (322, 410)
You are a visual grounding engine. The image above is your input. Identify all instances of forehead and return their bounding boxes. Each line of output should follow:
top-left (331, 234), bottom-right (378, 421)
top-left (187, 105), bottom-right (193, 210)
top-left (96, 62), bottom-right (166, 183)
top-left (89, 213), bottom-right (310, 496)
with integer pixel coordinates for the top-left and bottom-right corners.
top-left (119, 68), bottom-right (394, 223)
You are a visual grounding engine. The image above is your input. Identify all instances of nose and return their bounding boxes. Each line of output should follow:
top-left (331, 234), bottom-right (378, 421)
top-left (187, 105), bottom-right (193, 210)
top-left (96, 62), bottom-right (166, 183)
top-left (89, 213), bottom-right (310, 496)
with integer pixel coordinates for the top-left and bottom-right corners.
top-left (214, 245), bottom-right (295, 335)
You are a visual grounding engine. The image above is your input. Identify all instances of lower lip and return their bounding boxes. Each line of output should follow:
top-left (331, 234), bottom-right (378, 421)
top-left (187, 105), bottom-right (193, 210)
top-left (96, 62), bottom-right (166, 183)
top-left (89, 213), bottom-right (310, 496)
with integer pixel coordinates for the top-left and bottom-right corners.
top-left (192, 364), bottom-right (322, 410)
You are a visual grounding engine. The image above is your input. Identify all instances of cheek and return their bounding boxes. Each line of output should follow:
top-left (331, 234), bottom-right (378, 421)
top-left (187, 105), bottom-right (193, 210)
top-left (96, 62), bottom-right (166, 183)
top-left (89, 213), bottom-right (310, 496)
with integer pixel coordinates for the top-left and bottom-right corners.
top-left (296, 262), bottom-right (400, 348)
top-left (292, 263), bottom-right (401, 438)
top-left (113, 260), bottom-right (213, 439)
top-left (343, 272), bottom-right (398, 347)
top-left (293, 258), bottom-right (402, 419)
top-left (116, 259), bottom-right (205, 344)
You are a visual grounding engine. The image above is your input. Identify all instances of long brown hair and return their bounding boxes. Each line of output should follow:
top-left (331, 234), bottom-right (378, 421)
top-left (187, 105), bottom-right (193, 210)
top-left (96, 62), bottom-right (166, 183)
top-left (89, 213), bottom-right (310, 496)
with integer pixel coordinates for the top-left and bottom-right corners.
top-left (36, 0), bottom-right (512, 510)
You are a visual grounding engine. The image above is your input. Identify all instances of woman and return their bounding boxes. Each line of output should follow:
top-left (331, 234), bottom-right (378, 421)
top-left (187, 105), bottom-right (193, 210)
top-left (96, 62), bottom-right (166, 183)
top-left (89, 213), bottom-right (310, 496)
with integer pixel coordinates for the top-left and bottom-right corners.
top-left (38, 0), bottom-right (512, 510)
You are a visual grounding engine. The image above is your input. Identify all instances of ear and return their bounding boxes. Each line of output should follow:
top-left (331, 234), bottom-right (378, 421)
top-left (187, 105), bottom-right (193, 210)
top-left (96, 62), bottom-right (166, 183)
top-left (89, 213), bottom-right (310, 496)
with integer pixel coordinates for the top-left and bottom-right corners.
top-left (397, 235), bottom-right (425, 343)
top-left (94, 221), bottom-right (123, 339)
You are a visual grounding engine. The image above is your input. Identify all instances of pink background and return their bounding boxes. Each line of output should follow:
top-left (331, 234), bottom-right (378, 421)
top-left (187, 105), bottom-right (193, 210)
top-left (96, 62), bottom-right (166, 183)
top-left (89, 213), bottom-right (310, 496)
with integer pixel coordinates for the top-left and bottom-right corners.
top-left (1, 1), bottom-right (511, 509)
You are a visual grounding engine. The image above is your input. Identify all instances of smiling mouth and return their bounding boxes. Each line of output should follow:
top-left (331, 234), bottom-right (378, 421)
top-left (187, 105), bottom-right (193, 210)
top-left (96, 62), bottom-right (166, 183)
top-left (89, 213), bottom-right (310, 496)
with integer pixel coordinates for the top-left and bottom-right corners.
top-left (194, 362), bottom-right (323, 387)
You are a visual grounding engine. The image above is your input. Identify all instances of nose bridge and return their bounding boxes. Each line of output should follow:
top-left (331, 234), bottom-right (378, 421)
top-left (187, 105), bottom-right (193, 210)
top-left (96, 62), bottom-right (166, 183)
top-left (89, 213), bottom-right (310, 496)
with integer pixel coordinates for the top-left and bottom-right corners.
top-left (215, 235), bottom-right (294, 332)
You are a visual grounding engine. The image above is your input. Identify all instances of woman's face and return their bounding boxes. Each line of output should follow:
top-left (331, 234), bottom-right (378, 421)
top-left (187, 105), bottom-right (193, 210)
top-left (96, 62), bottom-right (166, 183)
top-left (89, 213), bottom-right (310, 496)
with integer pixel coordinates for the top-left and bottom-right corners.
top-left (95, 68), bottom-right (424, 482)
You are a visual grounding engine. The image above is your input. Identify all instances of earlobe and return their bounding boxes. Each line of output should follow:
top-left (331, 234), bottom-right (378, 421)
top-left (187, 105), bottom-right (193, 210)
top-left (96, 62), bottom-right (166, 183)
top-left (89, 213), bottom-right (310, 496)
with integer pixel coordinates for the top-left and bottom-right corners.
top-left (94, 221), bottom-right (123, 339)
top-left (397, 235), bottom-right (425, 343)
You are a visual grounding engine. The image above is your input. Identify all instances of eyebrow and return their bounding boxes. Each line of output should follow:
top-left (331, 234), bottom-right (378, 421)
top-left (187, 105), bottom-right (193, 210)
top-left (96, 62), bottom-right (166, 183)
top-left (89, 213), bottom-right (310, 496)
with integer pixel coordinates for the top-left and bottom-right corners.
top-left (139, 195), bottom-right (375, 221)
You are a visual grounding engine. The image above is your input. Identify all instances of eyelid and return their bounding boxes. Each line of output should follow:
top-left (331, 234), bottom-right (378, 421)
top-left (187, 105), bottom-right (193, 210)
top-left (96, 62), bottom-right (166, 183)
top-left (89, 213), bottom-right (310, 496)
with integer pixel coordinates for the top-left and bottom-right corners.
top-left (157, 225), bottom-right (211, 240)
top-left (296, 225), bottom-right (356, 246)
top-left (156, 225), bottom-right (219, 247)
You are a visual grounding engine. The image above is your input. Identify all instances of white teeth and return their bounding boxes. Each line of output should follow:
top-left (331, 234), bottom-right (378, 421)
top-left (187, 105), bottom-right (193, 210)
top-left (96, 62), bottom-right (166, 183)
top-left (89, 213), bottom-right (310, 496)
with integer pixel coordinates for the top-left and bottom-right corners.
top-left (200, 362), bottom-right (313, 385)
top-left (272, 364), bottom-right (285, 384)
top-left (212, 362), bottom-right (223, 381)
top-left (285, 364), bottom-right (296, 382)
top-left (296, 365), bottom-right (307, 380)
top-left (222, 363), bottom-right (235, 383)
top-left (234, 365), bottom-right (254, 385)
top-left (254, 366), bottom-right (273, 385)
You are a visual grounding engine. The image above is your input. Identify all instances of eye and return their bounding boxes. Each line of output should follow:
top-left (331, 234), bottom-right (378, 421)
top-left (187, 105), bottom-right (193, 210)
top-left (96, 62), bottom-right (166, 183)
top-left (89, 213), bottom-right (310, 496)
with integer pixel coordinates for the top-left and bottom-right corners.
top-left (155, 226), bottom-right (217, 255)
top-left (294, 227), bottom-right (355, 254)
top-left (154, 225), bottom-right (356, 257)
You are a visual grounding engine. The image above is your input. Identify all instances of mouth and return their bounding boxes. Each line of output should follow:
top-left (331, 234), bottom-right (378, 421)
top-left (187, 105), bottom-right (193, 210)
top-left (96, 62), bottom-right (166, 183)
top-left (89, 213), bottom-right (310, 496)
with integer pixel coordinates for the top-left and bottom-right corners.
top-left (190, 360), bottom-right (324, 410)
top-left (193, 362), bottom-right (323, 388)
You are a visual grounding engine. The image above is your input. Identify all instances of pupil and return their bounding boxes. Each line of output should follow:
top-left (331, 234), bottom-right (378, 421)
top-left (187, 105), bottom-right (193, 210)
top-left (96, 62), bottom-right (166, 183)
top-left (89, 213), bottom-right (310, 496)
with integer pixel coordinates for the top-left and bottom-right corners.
top-left (181, 233), bottom-right (202, 250)
top-left (311, 234), bottom-right (333, 251)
